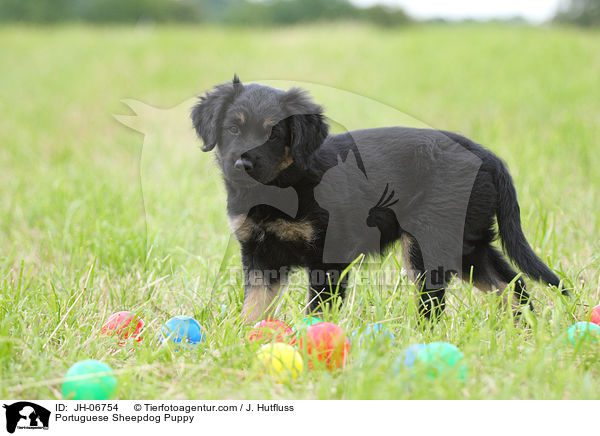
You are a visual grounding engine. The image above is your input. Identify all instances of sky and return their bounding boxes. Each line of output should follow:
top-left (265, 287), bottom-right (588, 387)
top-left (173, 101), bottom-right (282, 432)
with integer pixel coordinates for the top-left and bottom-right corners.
top-left (350, 0), bottom-right (564, 23)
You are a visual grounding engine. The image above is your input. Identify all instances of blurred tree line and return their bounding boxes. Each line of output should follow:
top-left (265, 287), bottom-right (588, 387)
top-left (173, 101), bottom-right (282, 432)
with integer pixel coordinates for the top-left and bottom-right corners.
top-left (0, 0), bottom-right (412, 26)
top-left (554, 0), bottom-right (600, 26)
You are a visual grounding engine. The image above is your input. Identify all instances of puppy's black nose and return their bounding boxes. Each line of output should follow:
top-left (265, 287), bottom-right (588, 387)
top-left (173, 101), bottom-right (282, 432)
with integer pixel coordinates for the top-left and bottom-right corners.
top-left (234, 157), bottom-right (254, 172)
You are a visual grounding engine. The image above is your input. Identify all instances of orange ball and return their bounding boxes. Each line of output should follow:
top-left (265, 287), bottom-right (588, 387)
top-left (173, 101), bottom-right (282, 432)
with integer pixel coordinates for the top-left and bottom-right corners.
top-left (248, 319), bottom-right (295, 344)
top-left (298, 322), bottom-right (350, 370)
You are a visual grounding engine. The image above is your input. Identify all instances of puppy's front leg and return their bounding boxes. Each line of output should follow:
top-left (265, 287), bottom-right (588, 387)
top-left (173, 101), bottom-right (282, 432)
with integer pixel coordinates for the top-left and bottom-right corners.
top-left (306, 264), bottom-right (348, 315)
top-left (241, 266), bottom-right (286, 324)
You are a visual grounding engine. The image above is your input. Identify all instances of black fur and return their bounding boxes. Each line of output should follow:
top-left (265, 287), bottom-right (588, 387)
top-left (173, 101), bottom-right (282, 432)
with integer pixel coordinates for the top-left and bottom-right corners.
top-left (280, 87), bottom-right (329, 171)
top-left (191, 76), bottom-right (564, 323)
top-left (191, 74), bottom-right (243, 152)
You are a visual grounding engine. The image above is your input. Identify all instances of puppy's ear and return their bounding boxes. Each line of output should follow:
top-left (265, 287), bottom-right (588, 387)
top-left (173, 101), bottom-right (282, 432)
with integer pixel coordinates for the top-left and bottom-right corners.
top-left (280, 88), bottom-right (329, 170)
top-left (191, 75), bottom-right (243, 151)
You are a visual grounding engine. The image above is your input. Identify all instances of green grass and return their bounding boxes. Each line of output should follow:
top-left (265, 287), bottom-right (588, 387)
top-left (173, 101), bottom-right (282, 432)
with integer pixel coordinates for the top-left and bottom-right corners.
top-left (1, 23), bottom-right (600, 399)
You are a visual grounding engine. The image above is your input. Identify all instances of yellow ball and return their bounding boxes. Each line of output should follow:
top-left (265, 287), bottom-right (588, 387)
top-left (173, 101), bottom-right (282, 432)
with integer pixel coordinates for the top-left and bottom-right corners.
top-left (255, 343), bottom-right (303, 383)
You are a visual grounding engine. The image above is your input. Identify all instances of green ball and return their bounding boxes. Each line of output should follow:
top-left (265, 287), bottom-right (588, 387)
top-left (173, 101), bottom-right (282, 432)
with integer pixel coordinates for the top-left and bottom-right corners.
top-left (294, 317), bottom-right (323, 334)
top-left (301, 316), bottom-right (323, 326)
top-left (567, 322), bottom-right (600, 346)
top-left (62, 360), bottom-right (117, 400)
top-left (415, 342), bottom-right (467, 381)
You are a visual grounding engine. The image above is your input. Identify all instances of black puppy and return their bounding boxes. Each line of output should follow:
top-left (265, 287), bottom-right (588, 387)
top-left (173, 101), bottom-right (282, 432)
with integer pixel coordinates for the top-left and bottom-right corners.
top-left (191, 76), bottom-right (563, 324)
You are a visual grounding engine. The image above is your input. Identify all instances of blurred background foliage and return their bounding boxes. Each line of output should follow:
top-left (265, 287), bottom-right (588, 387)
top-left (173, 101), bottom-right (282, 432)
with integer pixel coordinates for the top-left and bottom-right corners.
top-left (0, 0), bottom-right (598, 27)
top-left (554, 0), bottom-right (600, 26)
top-left (0, 0), bottom-right (410, 26)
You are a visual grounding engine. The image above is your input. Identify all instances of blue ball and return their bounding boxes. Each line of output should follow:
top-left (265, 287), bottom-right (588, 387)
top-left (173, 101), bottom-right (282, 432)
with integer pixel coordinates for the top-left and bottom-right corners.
top-left (160, 316), bottom-right (205, 349)
top-left (399, 343), bottom-right (427, 370)
top-left (350, 323), bottom-right (395, 347)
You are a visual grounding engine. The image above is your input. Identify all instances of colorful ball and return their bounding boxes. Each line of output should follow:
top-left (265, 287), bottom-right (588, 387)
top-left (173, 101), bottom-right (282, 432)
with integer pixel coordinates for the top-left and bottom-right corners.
top-left (350, 323), bottom-right (395, 347)
top-left (414, 342), bottom-right (467, 381)
top-left (101, 311), bottom-right (144, 345)
top-left (248, 319), bottom-right (295, 344)
top-left (567, 321), bottom-right (600, 346)
top-left (293, 317), bottom-right (323, 337)
top-left (160, 316), bottom-right (205, 349)
top-left (62, 360), bottom-right (117, 400)
top-left (590, 305), bottom-right (600, 326)
top-left (298, 322), bottom-right (350, 370)
top-left (301, 316), bottom-right (323, 326)
top-left (255, 343), bottom-right (304, 383)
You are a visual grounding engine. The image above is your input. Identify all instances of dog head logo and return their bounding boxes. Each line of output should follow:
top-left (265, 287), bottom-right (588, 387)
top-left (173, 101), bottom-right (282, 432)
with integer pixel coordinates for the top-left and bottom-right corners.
top-left (313, 152), bottom-right (381, 263)
top-left (3, 402), bottom-right (50, 433)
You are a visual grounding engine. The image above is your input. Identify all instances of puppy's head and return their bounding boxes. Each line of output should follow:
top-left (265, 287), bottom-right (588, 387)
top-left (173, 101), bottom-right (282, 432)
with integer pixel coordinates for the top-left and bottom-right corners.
top-left (191, 76), bottom-right (328, 185)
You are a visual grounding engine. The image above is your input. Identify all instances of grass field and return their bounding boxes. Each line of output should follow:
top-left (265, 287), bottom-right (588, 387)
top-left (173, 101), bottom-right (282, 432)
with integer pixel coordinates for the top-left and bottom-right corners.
top-left (1, 23), bottom-right (600, 400)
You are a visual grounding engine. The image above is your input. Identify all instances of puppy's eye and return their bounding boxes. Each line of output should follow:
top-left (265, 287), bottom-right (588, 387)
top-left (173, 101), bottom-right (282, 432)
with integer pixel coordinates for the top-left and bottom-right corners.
top-left (228, 126), bottom-right (240, 135)
top-left (268, 130), bottom-right (280, 141)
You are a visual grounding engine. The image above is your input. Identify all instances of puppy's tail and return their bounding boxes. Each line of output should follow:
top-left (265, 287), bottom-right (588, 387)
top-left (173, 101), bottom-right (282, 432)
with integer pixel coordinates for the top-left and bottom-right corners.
top-left (494, 160), bottom-right (567, 294)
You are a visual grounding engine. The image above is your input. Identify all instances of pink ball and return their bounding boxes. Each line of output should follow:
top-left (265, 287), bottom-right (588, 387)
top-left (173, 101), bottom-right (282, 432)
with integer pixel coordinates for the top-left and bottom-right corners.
top-left (590, 304), bottom-right (600, 326)
top-left (101, 311), bottom-right (144, 345)
top-left (248, 319), bottom-right (295, 344)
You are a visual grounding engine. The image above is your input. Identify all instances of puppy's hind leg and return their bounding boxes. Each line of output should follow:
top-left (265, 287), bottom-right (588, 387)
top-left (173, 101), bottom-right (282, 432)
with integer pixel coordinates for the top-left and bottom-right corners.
top-left (486, 245), bottom-right (533, 311)
top-left (462, 244), bottom-right (533, 313)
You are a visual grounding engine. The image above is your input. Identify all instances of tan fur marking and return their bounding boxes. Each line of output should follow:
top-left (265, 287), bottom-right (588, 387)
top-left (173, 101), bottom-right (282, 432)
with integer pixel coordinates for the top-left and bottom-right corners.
top-left (401, 234), bottom-right (420, 282)
top-left (241, 282), bottom-right (282, 324)
top-left (228, 214), bottom-right (255, 242)
top-left (473, 278), bottom-right (506, 294)
top-left (266, 219), bottom-right (314, 243)
top-left (473, 279), bottom-right (523, 311)
top-left (235, 112), bottom-right (245, 124)
top-left (468, 257), bottom-right (508, 297)
top-left (467, 258), bottom-right (525, 312)
top-left (263, 118), bottom-right (274, 129)
top-left (279, 146), bottom-right (293, 171)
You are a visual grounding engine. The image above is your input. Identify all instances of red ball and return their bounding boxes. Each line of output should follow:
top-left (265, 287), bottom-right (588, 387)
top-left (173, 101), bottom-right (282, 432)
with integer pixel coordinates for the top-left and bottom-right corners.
top-left (248, 319), bottom-right (295, 344)
top-left (590, 305), bottom-right (600, 326)
top-left (298, 322), bottom-right (350, 370)
top-left (101, 311), bottom-right (144, 345)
